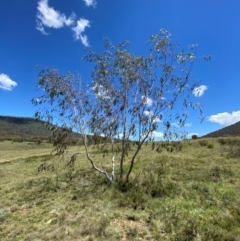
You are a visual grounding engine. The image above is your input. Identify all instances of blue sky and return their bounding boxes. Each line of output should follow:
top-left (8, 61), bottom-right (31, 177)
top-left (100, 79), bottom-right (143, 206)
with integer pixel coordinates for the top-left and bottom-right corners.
top-left (0, 0), bottom-right (239, 137)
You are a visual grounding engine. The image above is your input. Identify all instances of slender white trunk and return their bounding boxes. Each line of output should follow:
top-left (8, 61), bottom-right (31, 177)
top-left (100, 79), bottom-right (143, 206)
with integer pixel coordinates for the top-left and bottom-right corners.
top-left (111, 154), bottom-right (115, 182)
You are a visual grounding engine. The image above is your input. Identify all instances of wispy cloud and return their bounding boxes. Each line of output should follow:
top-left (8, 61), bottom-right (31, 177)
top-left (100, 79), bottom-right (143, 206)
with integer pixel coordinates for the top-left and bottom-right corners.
top-left (172, 122), bottom-right (192, 128)
top-left (83, 0), bottom-right (97, 7)
top-left (0, 73), bottom-right (18, 91)
top-left (36, 0), bottom-right (90, 46)
top-left (142, 96), bottom-right (153, 106)
top-left (72, 18), bottom-right (90, 47)
top-left (143, 110), bottom-right (153, 117)
top-left (34, 98), bottom-right (41, 103)
top-left (143, 110), bottom-right (161, 123)
top-left (172, 123), bottom-right (179, 128)
top-left (36, 21), bottom-right (49, 35)
top-left (150, 131), bottom-right (164, 138)
top-left (118, 133), bottom-right (124, 139)
top-left (192, 85), bottom-right (208, 97)
top-left (92, 84), bottom-right (110, 99)
top-left (208, 111), bottom-right (240, 126)
top-left (153, 117), bottom-right (161, 123)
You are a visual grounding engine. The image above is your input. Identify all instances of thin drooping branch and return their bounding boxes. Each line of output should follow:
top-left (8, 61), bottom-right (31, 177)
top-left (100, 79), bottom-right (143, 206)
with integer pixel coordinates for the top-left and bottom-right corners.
top-left (83, 134), bottom-right (114, 183)
top-left (70, 85), bottom-right (114, 183)
top-left (33, 29), bottom-right (206, 186)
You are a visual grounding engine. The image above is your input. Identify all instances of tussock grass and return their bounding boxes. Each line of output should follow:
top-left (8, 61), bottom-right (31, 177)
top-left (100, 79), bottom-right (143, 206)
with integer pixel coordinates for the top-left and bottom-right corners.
top-left (0, 141), bottom-right (53, 163)
top-left (0, 138), bottom-right (240, 240)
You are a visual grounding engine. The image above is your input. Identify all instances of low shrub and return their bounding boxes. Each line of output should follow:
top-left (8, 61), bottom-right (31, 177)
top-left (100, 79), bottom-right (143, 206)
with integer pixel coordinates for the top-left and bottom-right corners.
top-left (191, 134), bottom-right (198, 139)
top-left (218, 138), bottom-right (228, 145)
top-left (11, 137), bottom-right (24, 143)
top-left (198, 140), bottom-right (208, 146)
top-left (207, 143), bottom-right (214, 149)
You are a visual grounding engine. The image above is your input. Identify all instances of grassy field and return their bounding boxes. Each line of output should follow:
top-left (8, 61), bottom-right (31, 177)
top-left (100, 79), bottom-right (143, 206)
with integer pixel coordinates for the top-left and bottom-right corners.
top-left (0, 138), bottom-right (240, 240)
top-left (0, 141), bottom-right (53, 163)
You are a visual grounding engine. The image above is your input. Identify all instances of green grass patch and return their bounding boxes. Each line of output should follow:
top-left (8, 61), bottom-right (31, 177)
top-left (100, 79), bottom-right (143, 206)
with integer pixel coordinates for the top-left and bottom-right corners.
top-left (0, 139), bottom-right (240, 240)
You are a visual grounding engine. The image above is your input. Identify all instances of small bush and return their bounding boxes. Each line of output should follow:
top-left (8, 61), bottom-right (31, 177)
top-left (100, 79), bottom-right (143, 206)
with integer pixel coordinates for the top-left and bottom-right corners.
top-left (156, 146), bottom-right (162, 153)
top-left (126, 226), bottom-right (138, 239)
top-left (191, 134), bottom-right (198, 139)
top-left (207, 143), bottom-right (214, 149)
top-left (117, 163), bottom-right (165, 209)
top-left (207, 166), bottom-right (233, 181)
top-left (198, 140), bottom-right (208, 146)
top-left (175, 218), bottom-right (197, 241)
top-left (225, 138), bottom-right (240, 158)
top-left (156, 141), bottom-right (182, 153)
top-left (11, 137), bottom-right (24, 143)
top-left (218, 138), bottom-right (227, 145)
top-left (172, 141), bottom-right (183, 152)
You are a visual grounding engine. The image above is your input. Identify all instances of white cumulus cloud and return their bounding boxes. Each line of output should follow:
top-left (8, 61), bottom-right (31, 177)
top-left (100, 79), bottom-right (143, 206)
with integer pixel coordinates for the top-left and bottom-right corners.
top-left (208, 111), bottom-right (240, 126)
top-left (36, 0), bottom-right (90, 46)
top-left (153, 117), bottom-right (161, 123)
top-left (150, 131), bottom-right (164, 138)
top-left (192, 85), bottom-right (208, 97)
top-left (72, 18), bottom-right (90, 47)
top-left (0, 73), bottom-right (17, 91)
top-left (143, 110), bottom-right (161, 123)
top-left (83, 0), bottom-right (97, 7)
top-left (143, 110), bottom-right (153, 117)
top-left (36, 0), bottom-right (75, 31)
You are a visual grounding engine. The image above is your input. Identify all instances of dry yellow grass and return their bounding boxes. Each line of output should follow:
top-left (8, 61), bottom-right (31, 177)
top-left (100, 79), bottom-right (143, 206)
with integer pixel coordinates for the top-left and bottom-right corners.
top-left (0, 138), bottom-right (240, 240)
top-left (0, 141), bottom-right (53, 163)
top-left (0, 141), bottom-right (82, 163)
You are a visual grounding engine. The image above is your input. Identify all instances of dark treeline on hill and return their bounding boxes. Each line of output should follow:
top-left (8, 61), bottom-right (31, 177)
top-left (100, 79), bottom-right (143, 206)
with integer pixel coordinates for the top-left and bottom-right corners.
top-left (202, 121), bottom-right (240, 138)
top-left (0, 116), bottom-right (49, 140)
top-left (0, 116), bottom-right (112, 145)
top-left (0, 116), bottom-right (78, 144)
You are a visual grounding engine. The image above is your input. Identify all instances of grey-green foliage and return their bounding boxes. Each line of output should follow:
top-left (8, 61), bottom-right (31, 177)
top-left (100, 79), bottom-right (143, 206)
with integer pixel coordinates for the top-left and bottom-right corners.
top-left (32, 29), bottom-right (205, 184)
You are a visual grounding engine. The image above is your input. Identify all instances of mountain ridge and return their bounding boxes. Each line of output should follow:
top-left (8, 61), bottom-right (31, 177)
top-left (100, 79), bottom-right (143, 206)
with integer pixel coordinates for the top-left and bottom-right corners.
top-left (202, 121), bottom-right (240, 138)
top-left (1, 115), bottom-right (240, 140)
top-left (0, 115), bottom-right (49, 140)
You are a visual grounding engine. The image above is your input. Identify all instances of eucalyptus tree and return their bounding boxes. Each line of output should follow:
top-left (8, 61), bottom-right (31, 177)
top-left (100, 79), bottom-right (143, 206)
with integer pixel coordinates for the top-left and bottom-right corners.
top-left (32, 29), bottom-right (204, 184)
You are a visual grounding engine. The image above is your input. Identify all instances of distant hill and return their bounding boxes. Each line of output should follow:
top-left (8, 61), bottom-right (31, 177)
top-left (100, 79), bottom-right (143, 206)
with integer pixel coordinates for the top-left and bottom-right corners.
top-left (202, 121), bottom-right (240, 138)
top-left (0, 116), bottom-right (81, 142)
top-left (0, 116), bottom-right (108, 144)
top-left (0, 116), bottom-right (50, 140)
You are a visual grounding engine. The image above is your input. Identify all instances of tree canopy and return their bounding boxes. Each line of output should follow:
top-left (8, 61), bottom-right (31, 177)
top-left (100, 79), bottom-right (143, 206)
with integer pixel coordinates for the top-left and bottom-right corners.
top-left (32, 29), bottom-right (205, 184)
